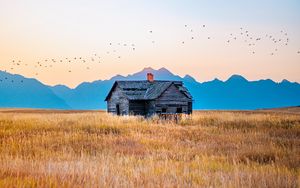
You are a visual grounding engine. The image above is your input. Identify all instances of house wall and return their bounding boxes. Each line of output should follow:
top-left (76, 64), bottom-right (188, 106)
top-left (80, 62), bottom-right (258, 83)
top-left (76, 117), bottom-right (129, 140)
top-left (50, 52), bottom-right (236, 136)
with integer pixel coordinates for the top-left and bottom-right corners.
top-left (107, 86), bottom-right (129, 115)
top-left (155, 84), bottom-right (192, 114)
top-left (107, 83), bottom-right (193, 116)
top-left (145, 100), bottom-right (156, 117)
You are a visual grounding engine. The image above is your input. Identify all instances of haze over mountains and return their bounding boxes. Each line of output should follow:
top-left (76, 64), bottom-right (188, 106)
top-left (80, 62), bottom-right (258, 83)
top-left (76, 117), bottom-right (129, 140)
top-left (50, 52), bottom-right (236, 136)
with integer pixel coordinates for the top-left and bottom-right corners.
top-left (0, 67), bottom-right (300, 110)
top-left (0, 71), bottom-right (69, 109)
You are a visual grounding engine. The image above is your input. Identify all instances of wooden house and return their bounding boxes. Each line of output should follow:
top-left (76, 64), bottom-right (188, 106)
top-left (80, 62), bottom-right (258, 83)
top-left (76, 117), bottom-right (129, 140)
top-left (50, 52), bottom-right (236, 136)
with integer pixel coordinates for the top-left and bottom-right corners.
top-left (105, 73), bottom-right (193, 116)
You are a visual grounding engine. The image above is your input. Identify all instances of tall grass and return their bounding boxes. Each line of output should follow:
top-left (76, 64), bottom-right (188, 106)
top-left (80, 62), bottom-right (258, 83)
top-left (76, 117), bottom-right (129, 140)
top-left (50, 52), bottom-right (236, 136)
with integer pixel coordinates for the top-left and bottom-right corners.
top-left (0, 110), bottom-right (299, 187)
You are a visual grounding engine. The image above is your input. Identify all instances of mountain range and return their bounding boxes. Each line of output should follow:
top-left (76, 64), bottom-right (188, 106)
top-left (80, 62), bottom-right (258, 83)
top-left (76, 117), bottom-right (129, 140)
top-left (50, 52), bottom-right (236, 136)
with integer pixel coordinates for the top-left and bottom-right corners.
top-left (1, 67), bottom-right (300, 110)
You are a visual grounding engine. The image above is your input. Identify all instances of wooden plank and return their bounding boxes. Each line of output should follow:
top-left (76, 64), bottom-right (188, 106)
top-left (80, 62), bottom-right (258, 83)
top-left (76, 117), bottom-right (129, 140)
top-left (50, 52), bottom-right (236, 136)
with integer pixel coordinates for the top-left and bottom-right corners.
top-left (107, 86), bottom-right (129, 115)
top-left (155, 84), bottom-right (192, 115)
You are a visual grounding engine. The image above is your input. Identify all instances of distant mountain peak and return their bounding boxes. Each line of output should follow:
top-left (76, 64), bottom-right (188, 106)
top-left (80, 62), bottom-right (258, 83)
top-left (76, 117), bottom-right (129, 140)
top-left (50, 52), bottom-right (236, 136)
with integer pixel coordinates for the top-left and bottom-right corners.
top-left (212, 78), bottom-right (222, 82)
top-left (53, 84), bottom-right (71, 90)
top-left (157, 67), bottom-right (168, 72)
top-left (281, 79), bottom-right (291, 84)
top-left (183, 74), bottom-right (197, 82)
top-left (110, 74), bottom-right (126, 80)
top-left (157, 67), bottom-right (174, 75)
top-left (142, 67), bottom-right (155, 72)
top-left (226, 74), bottom-right (248, 82)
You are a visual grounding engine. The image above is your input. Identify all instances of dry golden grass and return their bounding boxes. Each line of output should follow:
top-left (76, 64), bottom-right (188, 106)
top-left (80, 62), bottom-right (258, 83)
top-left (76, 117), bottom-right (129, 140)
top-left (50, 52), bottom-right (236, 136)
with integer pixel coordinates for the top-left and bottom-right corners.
top-left (0, 109), bottom-right (299, 187)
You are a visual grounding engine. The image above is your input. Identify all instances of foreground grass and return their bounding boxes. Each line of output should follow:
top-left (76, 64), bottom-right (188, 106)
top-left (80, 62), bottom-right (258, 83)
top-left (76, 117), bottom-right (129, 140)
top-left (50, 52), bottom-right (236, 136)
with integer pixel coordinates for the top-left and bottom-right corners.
top-left (0, 110), bottom-right (299, 187)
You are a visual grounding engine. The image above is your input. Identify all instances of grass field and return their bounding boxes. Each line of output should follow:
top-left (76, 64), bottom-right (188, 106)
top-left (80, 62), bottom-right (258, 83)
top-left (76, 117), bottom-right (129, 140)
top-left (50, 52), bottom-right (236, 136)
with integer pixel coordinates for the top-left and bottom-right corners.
top-left (0, 109), bottom-right (299, 187)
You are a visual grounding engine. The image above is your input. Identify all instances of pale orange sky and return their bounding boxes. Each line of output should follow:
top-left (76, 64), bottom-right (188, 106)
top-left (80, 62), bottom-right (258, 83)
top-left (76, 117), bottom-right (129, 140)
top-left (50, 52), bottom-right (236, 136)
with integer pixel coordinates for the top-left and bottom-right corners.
top-left (0, 0), bottom-right (300, 88)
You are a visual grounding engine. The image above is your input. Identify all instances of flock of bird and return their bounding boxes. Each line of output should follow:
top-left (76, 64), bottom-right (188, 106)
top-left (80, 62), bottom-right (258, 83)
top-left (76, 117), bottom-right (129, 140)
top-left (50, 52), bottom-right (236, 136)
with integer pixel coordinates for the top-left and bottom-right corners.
top-left (1, 24), bottom-right (299, 84)
top-left (225, 28), bottom-right (293, 55)
top-left (180, 24), bottom-right (211, 45)
top-left (6, 39), bottom-right (141, 75)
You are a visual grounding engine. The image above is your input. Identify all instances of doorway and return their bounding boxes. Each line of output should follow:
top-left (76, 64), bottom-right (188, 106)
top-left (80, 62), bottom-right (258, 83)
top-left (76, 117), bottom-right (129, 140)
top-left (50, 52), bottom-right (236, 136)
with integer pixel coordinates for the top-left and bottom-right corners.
top-left (116, 104), bottom-right (120, 115)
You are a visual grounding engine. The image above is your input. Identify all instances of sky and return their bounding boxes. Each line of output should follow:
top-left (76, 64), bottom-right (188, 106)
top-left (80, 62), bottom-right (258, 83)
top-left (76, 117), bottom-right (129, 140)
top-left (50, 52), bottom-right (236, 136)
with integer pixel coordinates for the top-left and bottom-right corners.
top-left (0, 0), bottom-right (299, 88)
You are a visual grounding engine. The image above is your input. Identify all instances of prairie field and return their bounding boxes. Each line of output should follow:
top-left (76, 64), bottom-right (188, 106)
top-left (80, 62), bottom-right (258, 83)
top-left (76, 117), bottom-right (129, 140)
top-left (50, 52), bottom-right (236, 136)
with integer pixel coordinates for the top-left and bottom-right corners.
top-left (0, 109), bottom-right (299, 187)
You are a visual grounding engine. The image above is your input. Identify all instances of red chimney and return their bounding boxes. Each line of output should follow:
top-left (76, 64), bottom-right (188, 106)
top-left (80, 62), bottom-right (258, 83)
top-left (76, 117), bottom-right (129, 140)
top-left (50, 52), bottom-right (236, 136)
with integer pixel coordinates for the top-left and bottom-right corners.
top-left (147, 73), bottom-right (154, 82)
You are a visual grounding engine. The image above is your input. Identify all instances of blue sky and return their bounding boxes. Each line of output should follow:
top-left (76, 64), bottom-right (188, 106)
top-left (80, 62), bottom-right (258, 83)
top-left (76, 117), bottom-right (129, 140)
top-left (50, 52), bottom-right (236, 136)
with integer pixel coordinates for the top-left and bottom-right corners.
top-left (0, 0), bottom-right (299, 87)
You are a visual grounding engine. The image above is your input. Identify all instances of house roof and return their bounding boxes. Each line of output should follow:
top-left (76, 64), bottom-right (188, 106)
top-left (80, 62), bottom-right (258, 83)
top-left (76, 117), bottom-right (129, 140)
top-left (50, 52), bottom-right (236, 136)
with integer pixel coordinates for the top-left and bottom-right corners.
top-left (105, 80), bottom-right (192, 101)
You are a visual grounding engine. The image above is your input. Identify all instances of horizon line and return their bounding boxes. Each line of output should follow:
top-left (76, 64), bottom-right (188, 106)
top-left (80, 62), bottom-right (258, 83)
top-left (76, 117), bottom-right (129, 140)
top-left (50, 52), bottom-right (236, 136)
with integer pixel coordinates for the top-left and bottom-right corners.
top-left (1, 67), bottom-right (299, 89)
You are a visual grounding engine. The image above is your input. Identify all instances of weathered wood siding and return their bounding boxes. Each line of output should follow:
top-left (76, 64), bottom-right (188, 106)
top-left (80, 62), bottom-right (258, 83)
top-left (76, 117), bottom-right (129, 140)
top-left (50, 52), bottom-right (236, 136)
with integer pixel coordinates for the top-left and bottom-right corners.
top-left (155, 84), bottom-right (192, 114)
top-left (145, 100), bottom-right (156, 116)
top-left (107, 86), bottom-right (129, 115)
top-left (106, 82), bottom-right (193, 116)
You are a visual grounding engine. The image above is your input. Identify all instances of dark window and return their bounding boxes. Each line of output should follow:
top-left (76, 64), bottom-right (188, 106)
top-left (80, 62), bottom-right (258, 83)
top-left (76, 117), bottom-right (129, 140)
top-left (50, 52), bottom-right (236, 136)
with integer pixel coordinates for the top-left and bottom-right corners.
top-left (162, 108), bottom-right (167, 113)
top-left (116, 104), bottom-right (120, 115)
top-left (176, 107), bottom-right (182, 113)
